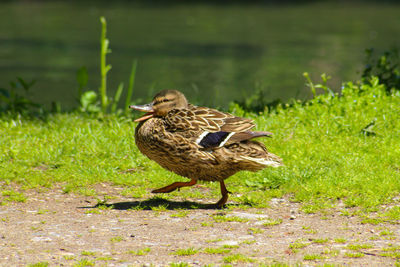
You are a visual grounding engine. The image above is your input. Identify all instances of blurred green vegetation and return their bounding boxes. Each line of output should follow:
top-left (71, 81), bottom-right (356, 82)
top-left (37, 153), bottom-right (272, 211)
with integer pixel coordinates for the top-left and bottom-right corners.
top-left (1, 1), bottom-right (400, 108)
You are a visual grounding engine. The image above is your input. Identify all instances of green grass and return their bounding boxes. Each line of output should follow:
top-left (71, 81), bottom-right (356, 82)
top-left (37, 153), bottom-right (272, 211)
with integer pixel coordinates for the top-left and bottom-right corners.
top-left (222, 244), bottom-right (239, 249)
top-left (109, 236), bottom-right (124, 243)
top-left (379, 229), bottom-right (396, 240)
top-left (172, 248), bottom-right (198, 256)
top-left (344, 252), bottom-right (365, 258)
top-left (303, 254), bottom-right (326, 260)
top-left (36, 209), bottom-right (49, 215)
top-left (242, 77), bottom-right (400, 212)
top-left (382, 244), bottom-right (400, 252)
top-left (203, 247), bottom-right (231, 254)
top-left (169, 263), bottom-right (191, 267)
top-left (241, 240), bottom-right (256, 245)
top-left (170, 210), bottom-right (189, 218)
top-left (262, 218), bottom-right (282, 227)
top-left (201, 221), bottom-right (214, 227)
top-left (97, 256), bottom-right (113, 261)
top-left (347, 243), bottom-right (374, 251)
top-left (1, 190), bottom-right (26, 203)
top-left (382, 206), bottom-right (400, 221)
top-left (63, 255), bottom-right (75, 260)
top-left (289, 241), bottom-right (310, 250)
top-left (361, 217), bottom-right (385, 225)
top-left (381, 252), bottom-right (400, 259)
top-left (312, 238), bottom-right (329, 244)
top-left (302, 228), bottom-right (317, 234)
top-left (223, 253), bottom-right (254, 264)
top-left (1, 76), bottom-right (400, 214)
top-left (73, 258), bottom-right (95, 267)
top-left (27, 262), bottom-right (49, 267)
top-left (380, 249), bottom-right (400, 259)
top-left (334, 238), bottom-right (347, 244)
top-left (80, 251), bottom-right (96, 256)
top-left (127, 247), bottom-right (151, 256)
top-left (212, 214), bottom-right (249, 223)
top-left (248, 227), bottom-right (264, 234)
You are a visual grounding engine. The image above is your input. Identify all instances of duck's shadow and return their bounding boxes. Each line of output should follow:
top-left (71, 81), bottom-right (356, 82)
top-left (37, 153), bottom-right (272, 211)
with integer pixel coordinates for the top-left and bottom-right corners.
top-left (79, 197), bottom-right (239, 210)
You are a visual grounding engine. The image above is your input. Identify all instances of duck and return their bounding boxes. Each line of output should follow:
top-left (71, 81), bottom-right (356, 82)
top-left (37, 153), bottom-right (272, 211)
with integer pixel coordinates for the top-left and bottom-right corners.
top-left (130, 89), bottom-right (282, 208)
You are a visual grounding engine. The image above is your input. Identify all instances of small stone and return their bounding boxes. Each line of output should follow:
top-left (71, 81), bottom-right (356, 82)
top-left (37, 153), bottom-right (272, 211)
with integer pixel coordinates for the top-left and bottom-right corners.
top-left (31, 236), bottom-right (52, 242)
top-left (237, 235), bottom-right (254, 240)
top-left (26, 210), bottom-right (37, 213)
top-left (227, 212), bottom-right (269, 220)
top-left (289, 215), bottom-right (296, 220)
top-left (270, 198), bottom-right (285, 205)
top-left (60, 252), bottom-right (74, 256)
top-left (216, 240), bottom-right (239, 247)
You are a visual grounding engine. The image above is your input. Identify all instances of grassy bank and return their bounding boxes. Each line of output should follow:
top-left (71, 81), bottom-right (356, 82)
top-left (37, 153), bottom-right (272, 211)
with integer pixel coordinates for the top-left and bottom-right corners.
top-left (1, 77), bottom-right (400, 217)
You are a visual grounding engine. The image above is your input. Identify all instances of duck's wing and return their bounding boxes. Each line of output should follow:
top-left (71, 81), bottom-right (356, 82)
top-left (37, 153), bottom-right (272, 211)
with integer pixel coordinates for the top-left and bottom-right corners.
top-left (165, 106), bottom-right (272, 150)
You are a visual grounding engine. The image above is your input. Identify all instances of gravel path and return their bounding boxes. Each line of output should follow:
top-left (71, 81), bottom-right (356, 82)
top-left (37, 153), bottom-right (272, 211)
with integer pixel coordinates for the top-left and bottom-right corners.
top-left (0, 188), bottom-right (398, 266)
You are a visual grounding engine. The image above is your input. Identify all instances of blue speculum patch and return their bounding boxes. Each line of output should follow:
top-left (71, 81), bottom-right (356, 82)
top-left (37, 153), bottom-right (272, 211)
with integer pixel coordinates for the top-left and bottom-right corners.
top-left (199, 131), bottom-right (230, 148)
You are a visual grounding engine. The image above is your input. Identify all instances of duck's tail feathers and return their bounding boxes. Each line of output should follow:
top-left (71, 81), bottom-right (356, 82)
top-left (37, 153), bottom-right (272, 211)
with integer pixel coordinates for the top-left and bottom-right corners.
top-left (240, 155), bottom-right (283, 168)
top-left (222, 131), bottom-right (272, 147)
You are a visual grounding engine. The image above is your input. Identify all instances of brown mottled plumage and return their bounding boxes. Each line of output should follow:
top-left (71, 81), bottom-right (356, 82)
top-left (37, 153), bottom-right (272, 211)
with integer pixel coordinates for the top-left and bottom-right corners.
top-left (130, 90), bottom-right (282, 208)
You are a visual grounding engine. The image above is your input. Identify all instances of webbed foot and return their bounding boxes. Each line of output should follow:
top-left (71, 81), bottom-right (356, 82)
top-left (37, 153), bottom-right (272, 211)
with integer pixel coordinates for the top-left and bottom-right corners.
top-left (152, 179), bottom-right (197, 193)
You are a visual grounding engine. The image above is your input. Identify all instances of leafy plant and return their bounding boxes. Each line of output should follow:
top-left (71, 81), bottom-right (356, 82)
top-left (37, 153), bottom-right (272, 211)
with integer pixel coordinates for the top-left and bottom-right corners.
top-left (303, 72), bottom-right (334, 98)
top-left (99, 16), bottom-right (111, 113)
top-left (79, 91), bottom-right (100, 113)
top-left (0, 77), bottom-right (43, 115)
top-left (232, 89), bottom-right (283, 114)
top-left (76, 66), bottom-right (88, 101)
top-left (76, 17), bottom-right (138, 115)
top-left (362, 48), bottom-right (400, 92)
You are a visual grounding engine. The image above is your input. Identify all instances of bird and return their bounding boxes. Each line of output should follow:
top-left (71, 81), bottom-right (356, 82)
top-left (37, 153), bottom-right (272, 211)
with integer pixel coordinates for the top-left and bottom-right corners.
top-left (130, 89), bottom-right (282, 208)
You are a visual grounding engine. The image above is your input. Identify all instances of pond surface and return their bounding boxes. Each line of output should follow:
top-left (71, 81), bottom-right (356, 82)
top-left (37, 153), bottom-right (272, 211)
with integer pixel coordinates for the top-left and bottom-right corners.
top-left (1, 1), bottom-right (400, 109)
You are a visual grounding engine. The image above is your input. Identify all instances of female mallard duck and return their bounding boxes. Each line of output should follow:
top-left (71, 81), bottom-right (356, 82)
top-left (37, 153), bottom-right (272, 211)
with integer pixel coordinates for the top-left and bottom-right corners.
top-left (130, 90), bottom-right (282, 208)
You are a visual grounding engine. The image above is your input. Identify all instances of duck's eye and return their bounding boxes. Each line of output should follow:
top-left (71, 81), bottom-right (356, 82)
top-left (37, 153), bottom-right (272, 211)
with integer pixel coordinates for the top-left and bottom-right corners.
top-left (155, 98), bottom-right (172, 104)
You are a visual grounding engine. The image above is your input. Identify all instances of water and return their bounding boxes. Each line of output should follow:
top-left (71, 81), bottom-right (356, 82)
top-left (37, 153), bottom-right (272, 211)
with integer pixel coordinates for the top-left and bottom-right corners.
top-left (1, 1), bottom-right (399, 109)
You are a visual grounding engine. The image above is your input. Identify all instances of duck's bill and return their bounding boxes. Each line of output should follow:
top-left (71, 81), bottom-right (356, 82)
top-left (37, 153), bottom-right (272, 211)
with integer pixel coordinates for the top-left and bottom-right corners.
top-left (129, 104), bottom-right (154, 122)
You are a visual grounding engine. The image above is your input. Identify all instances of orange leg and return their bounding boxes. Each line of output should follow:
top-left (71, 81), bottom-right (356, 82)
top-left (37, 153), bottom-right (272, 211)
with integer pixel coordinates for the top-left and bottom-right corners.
top-left (216, 180), bottom-right (230, 208)
top-left (152, 179), bottom-right (197, 193)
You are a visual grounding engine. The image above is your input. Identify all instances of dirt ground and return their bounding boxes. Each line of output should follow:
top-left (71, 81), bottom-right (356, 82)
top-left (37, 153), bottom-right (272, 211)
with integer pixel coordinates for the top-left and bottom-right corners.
top-left (0, 185), bottom-right (399, 266)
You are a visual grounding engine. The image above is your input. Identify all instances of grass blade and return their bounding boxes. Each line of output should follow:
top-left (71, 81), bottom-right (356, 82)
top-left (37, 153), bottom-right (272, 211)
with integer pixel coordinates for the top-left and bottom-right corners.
top-left (124, 60), bottom-right (137, 114)
top-left (111, 82), bottom-right (124, 114)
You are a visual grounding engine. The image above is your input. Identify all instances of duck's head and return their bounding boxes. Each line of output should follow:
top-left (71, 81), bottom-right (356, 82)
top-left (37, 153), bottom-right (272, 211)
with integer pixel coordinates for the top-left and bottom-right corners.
top-left (130, 90), bottom-right (188, 122)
